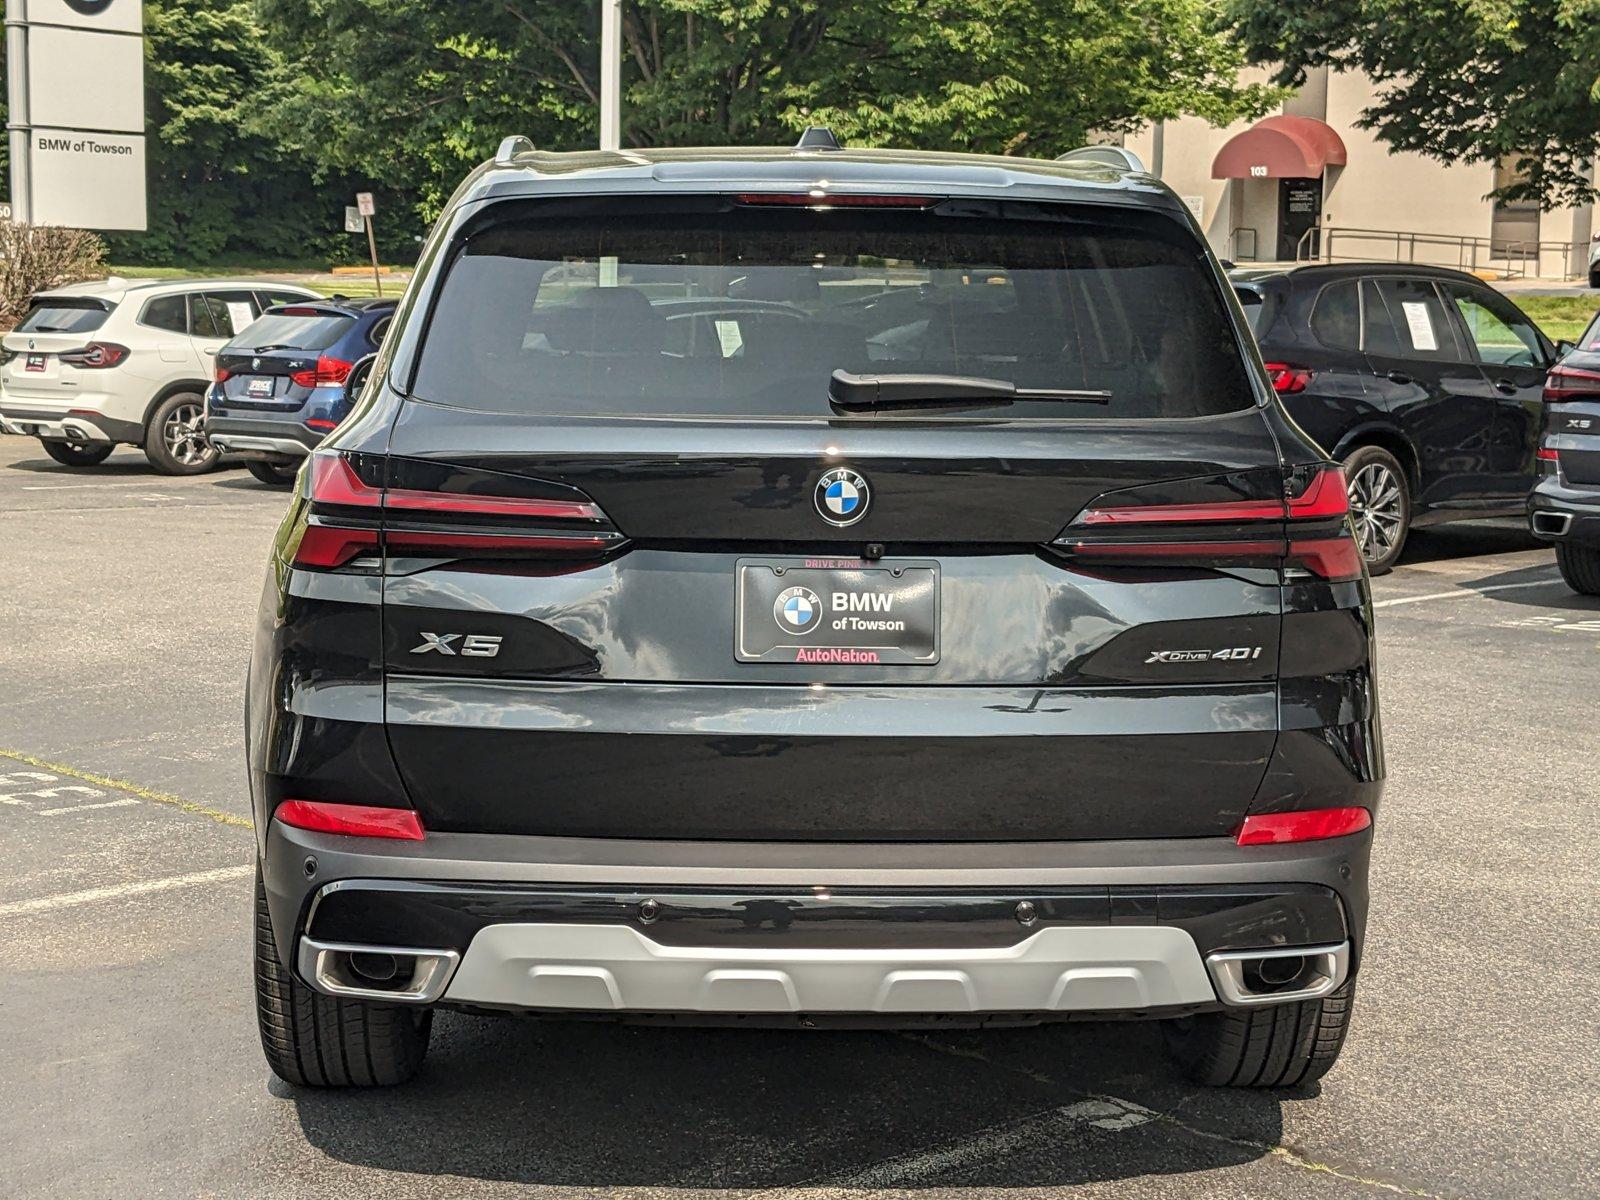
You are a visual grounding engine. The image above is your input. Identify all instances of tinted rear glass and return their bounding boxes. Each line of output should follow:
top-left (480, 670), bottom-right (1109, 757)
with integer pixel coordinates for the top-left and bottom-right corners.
top-left (1579, 311), bottom-right (1600, 353)
top-left (229, 311), bottom-right (354, 353)
top-left (17, 299), bottom-right (110, 334)
top-left (413, 202), bottom-right (1252, 419)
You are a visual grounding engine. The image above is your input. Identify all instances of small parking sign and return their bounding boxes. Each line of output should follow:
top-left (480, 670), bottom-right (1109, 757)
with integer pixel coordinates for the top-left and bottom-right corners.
top-left (344, 206), bottom-right (364, 233)
top-left (356, 192), bottom-right (375, 217)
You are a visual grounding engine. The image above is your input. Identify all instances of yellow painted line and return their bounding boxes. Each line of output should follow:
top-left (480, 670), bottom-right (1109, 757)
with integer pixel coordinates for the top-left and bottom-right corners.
top-left (0, 749), bottom-right (253, 829)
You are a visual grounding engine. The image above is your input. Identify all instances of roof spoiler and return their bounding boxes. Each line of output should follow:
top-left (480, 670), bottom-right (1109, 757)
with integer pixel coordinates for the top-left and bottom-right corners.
top-left (1055, 145), bottom-right (1146, 173)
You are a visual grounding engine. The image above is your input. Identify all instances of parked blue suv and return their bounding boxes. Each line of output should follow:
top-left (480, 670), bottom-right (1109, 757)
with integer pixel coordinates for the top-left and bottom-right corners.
top-left (204, 298), bottom-right (395, 484)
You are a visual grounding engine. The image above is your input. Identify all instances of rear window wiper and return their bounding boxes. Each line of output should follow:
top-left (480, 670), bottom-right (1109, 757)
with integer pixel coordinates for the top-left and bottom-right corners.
top-left (250, 343), bottom-right (295, 352)
top-left (829, 370), bottom-right (1111, 412)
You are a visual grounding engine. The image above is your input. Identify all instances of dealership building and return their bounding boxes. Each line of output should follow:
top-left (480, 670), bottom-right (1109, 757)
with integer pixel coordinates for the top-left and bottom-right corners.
top-left (1122, 67), bottom-right (1594, 280)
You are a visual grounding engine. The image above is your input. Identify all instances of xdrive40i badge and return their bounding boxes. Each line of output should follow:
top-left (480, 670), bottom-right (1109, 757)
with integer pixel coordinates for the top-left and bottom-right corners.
top-left (1145, 646), bottom-right (1263, 664)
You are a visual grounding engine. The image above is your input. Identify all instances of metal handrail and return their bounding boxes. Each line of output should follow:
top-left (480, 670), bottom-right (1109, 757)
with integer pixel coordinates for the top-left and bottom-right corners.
top-left (1292, 225), bottom-right (1586, 280)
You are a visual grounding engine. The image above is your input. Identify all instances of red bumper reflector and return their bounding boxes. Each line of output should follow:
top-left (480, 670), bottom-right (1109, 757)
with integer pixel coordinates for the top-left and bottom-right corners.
top-left (305, 417), bottom-right (339, 432)
top-left (1235, 806), bottom-right (1371, 846)
top-left (275, 800), bottom-right (425, 841)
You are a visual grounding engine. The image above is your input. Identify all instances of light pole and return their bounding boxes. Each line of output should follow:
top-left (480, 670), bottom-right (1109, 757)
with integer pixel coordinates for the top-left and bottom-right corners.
top-left (599, 0), bottom-right (621, 151)
top-left (5, 0), bottom-right (32, 222)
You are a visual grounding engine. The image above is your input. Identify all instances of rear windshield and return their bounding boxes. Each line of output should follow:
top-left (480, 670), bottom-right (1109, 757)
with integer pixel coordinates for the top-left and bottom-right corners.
top-left (17, 299), bottom-right (111, 334)
top-left (1577, 311), bottom-right (1600, 354)
top-left (412, 202), bottom-right (1253, 419)
top-left (229, 310), bottom-right (353, 353)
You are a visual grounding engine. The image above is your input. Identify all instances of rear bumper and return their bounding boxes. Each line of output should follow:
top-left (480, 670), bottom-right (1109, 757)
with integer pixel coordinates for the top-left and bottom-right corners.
top-left (0, 403), bottom-right (142, 445)
top-left (263, 821), bottom-right (1369, 1021)
top-left (1529, 476), bottom-right (1600, 548)
top-left (203, 415), bottom-right (320, 460)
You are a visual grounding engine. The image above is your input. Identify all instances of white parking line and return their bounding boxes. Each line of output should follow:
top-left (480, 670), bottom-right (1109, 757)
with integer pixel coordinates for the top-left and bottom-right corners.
top-left (0, 863), bottom-right (252, 918)
top-left (38, 797), bottom-right (139, 816)
top-left (1374, 575), bottom-right (1562, 608)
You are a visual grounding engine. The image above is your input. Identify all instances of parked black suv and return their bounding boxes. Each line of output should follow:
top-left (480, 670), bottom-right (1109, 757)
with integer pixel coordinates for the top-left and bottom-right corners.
top-left (1232, 264), bottom-right (1552, 573)
top-left (249, 135), bottom-right (1381, 1090)
top-left (1529, 309), bottom-right (1600, 592)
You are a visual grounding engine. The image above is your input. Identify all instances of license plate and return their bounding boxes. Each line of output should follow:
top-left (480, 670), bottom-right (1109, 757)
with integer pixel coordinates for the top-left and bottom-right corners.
top-left (736, 557), bottom-right (939, 664)
top-left (24, 354), bottom-right (46, 372)
top-left (245, 377), bottom-right (275, 398)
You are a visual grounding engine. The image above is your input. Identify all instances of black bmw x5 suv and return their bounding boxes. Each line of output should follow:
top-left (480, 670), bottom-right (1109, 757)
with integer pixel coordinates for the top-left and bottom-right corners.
top-left (249, 135), bottom-right (1381, 1090)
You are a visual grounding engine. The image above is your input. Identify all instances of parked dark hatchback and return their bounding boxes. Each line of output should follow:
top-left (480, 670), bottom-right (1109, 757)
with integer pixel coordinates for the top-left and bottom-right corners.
top-left (1232, 264), bottom-right (1552, 573)
top-left (205, 298), bottom-right (395, 485)
top-left (249, 136), bottom-right (1381, 1091)
top-left (1529, 308), bottom-right (1600, 592)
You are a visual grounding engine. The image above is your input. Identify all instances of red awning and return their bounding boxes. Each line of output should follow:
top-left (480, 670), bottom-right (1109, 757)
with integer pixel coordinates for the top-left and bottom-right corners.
top-left (1211, 116), bottom-right (1347, 180)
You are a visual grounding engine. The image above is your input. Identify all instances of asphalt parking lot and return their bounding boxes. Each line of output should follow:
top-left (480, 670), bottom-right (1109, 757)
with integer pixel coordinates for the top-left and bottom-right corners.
top-left (2, 436), bottom-right (1596, 1200)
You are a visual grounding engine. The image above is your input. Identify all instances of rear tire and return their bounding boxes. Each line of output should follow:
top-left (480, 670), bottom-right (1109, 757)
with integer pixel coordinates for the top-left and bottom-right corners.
top-left (1589, 268), bottom-right (1600, 290)
top-left (245, 459), bottom-right (300, 487)
top-left (1342, 445), bottom-right (1410, 575)
top-left (143, 392), bottom-right (220, 475)
top-left (42, 439), bottom-right (113, 467)
top-left (253, 869), bottom-right (431, 1087)
top-left (1164, 981), bottom-right (1354, 1088)
top-left (1555, 542), bottom-right (1600, 595)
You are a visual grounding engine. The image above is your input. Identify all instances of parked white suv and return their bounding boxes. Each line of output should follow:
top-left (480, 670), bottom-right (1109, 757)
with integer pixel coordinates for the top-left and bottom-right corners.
top-left (0, 278), bottom-right (319, 474)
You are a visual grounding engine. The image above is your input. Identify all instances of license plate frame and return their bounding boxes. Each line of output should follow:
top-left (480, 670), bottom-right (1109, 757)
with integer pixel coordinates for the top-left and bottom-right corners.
top-left (24, 353), bottom-right (46, 372)
top-left (245, 376), bottom-right (275, 399)
top-left (735, 557), bottom-right (940, 665)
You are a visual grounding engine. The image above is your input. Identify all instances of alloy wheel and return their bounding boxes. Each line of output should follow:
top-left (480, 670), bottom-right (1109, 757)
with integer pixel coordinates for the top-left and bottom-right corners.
top-left (163, 402), bottom-right (212, 466)
top-left (1346, 461), bottom-right (1403, 563)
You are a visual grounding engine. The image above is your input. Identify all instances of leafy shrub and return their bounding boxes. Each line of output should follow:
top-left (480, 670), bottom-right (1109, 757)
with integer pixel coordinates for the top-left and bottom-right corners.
top-left (0, 224), bottom-right (108, 330)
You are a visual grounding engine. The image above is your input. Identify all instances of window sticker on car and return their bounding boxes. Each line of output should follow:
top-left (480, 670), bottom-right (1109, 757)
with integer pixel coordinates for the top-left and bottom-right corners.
top-left (1400, 301), bottom-right (1437, 352)
top-left (226, 301), bottom-right (255, 334)
top-left (714, 319), bottom-right (743, 359)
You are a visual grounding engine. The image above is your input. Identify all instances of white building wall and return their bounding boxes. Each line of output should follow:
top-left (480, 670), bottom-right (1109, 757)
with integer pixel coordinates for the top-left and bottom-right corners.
top-left (1130, 67), bottom-right (1594, 277)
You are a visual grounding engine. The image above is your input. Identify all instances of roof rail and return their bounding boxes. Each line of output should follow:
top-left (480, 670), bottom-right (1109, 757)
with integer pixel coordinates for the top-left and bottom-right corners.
top-left (494, 134), bottom-right (535, 165)
top-left (1055, 145), bottom-right (1146, 173)
top-left (795, 126), bottom-right (843, 152)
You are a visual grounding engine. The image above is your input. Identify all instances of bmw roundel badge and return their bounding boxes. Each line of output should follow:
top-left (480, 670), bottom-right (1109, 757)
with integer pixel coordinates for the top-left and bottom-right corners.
top-left (815, 467), bottom-right (870, 527)
top-left (773, 585), bottom-right (823, 635)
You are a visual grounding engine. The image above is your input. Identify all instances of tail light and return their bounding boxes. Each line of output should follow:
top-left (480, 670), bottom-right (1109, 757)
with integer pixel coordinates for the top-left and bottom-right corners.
top-left (275, 799), bottom-right (425, 840)
top-left (59, 342), bottom-right (129, 369)
top-left (290, 356), bottom-right (355, 388)
top-left (1236, 806), bottom-right (1371, 845)
top-left (289, 451), bottom-right (627, 570)
top-left (215, 364), bottom-right (231, 383)
top-left (1537, 444), bottom-right (1560, 463)
top-left (1056, 465), bottom-right (1361, 581)
top-left (1263, 362), bottom-right (1312, 394)
top-left (1543, 361), bottom-right (1600, 403)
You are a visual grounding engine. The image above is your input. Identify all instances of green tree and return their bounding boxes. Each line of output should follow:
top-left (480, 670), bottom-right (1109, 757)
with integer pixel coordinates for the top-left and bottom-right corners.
top-left (107, 0), bottom-right (422, 264)
top-left (1227, 0), bottom-right (1600, 208)
top-left (257, 0), bottom-right (1281, 218)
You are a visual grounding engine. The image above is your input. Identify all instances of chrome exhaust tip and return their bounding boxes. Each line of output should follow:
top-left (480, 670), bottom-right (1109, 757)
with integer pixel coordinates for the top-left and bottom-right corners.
top-left (297, 937), bottom-right (460, 1003)
top-left (1205, 942), bottom-right (1349, 1007)
top-left (1532, 511), bottom-right (1573, 537)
